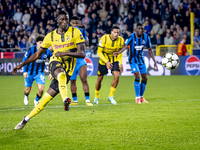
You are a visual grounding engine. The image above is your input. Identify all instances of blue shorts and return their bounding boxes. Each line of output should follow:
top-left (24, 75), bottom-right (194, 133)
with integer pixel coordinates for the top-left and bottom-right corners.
top-left (24, 73), bottom-right (45, 87)
top-left (130, 62), bottom-right (147, 74)
top-left (70, 59), bottom-right (87, 80)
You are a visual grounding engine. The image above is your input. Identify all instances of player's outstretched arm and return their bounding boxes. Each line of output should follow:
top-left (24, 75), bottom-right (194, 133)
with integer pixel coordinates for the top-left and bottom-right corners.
top-left (113, 45), bottom-right (128, 57)
top-left (12, 48), bottom-right (47, 75)
top-left (148, 47), bottom-right (158, 71)
top-left (55, 43), bottom-right (85, 58)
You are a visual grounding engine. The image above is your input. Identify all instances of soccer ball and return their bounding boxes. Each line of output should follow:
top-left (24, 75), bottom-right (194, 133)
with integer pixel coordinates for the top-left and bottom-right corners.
top-left (162, 52), bottom-right (180, 70)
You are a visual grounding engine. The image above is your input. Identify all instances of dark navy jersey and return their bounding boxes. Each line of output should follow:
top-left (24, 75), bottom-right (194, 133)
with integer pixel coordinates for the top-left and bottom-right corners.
top-left (125, 32), bottom-right (151, 64)
top-left (23, 45), bottom-right (52, 75)
top-left (75, 26), bottom-right (88, 41)
top-left (75, 26), bottom-right (88, 64)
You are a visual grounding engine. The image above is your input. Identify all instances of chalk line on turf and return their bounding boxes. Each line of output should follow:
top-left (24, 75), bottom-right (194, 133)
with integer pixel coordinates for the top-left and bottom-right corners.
top-left (0, 99), bottom-right (200, 112)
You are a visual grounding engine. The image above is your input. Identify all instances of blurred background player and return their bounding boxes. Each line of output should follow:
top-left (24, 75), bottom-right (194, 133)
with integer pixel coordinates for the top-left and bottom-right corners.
top-left (70, 16), bottom-right (93, 106)
top-left (93, 26), bottom-right (124, 105)
top-left (13, 10), bottom-right (85, 130)
top-left (177, 37), bottom-right (187, 56)
top-left (114, 23), bottom-right (158, 104)
top-left (23, 35), bottom-right (52, 107)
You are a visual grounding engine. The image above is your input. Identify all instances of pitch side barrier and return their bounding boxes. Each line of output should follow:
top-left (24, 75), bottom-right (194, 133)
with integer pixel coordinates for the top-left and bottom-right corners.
top-left (0, 56), bottom-right (200, 76)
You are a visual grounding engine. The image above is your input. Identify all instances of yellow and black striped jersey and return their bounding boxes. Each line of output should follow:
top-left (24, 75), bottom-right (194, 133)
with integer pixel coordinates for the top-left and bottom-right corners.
top-left (97, 34), bottom-right (124, 65)
top-left (41, 27), bottom-right (85, 76)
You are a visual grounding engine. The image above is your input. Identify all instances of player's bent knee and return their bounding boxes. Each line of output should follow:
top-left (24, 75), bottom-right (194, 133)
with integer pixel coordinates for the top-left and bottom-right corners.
top-left (97, 76), bottom-right (104, 82)
top-left (38, 88), bottom-right (44, 93)
top-left (57, 72), bottom-right (66, 80)
top-left (71, 80), bottom-right (76, 85)
top-left (24, 87), bottom-right (31, 94)
top-left (134, 73), bottom-right (140, 79)
top-left (142, 77), bottom-right (148, 81)
top-left (80, 77), bottom-right (87, 83)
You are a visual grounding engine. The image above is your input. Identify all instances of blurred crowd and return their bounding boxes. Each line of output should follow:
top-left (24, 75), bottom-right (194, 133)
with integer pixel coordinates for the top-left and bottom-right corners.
top-left (0, 0), bottom-right (200, 53)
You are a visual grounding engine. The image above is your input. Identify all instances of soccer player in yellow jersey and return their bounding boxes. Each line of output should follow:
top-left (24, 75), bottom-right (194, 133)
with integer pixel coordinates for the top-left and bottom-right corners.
top-left (12, 10), bottom-right (86, 130)
top-left (93, 26), bottom-right (124, 105)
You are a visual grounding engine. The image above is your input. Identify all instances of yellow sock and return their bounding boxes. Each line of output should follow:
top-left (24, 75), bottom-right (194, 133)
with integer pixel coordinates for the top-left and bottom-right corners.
top-left (109, 87), bottom-right (116, 97)
top-left (57, 72), bottom-right (68, 101)
top-left (28, 93), bottom-right (53, 118)
top-left (95, 90), bottom-right (100, 98)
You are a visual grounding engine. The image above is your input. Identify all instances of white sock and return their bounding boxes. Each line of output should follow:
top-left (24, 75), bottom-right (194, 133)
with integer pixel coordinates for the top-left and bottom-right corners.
top-left (86, 100), bottom-right (90, 103)
top-left (24, 116), bottom-right (30, 121)
top-left (136, 97), bottom-right (140, 100)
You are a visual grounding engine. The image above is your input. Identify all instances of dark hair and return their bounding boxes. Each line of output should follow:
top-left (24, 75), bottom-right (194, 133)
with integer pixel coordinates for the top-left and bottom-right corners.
top-left (111, 25), bottom-right (120, 31)
top-left (136, 23), bottom-right (143, 27)
top-left (71, 16), bottom-right (79, 21)
top-left (36, 34), bottom-right (45, 42)
top-left (58, 10), bottom-right (68, 17)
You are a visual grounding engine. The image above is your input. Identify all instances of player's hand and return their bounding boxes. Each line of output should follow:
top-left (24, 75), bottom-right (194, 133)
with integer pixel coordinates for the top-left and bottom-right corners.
top-left (85, 40), bottom-right (89, 47)
top-left (12, 64), bottom-right (23, 75)
top-left (154, 62), bottom-right (158, 71)
top-left (55, 52), bottom-right (64, 57)
top-left (113, 52), bottom-right (119, 57)
top-left (106, 61), bottom-right (113, 70)
top-left (48, 74), bottom-right (53, 80)
top-left (23, 72), bottom-right (28, 78)
top-left (120, 64), bottom-right (123, 73)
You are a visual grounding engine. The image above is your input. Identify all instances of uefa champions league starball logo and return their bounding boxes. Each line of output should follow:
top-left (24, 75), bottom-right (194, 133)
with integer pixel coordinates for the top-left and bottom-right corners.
top-left (85, 58), bottom-right (94, 76)
top-left (185, 56), bottom-right (200, 75)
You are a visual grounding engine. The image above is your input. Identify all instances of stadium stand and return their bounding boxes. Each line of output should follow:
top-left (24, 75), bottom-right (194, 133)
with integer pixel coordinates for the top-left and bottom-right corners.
top-left (0, 0), bottom-right (200, 54)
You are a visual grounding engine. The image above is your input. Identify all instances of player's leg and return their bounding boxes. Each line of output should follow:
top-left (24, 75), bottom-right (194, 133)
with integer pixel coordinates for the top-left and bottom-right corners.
top-left (130, 62), bottom-right (141, 104)
top-left (70, 80), bottom-right (79, 105)
top-left (23, 75), bottom-right (34, 105)
top-left (24, 87), bottom-right (31, 105)
top-left (93, 75), bottom-right (104, 104)
top-left (134, 71), bottom-right (141, 104)
top-left (53, 68), bottom-right (71, 110)
top-left (107, 62), bottom-right (121, 105)
top-left (140, 64), bottom-right (148, 103)
top-left (79, 65), bottom-right (93, 106)
top-left (34, 73), bottom-right (45, 106)
top-left (70, 65), bottom-right (79, 105)
top-left (15, 86), bottom-right (58, 130)
top-left (34, 84), bottom-right (45, 106)
top-left (93, 63), bottom-right (107, 104)
top-left (49, 61), bottom-right (71, 110)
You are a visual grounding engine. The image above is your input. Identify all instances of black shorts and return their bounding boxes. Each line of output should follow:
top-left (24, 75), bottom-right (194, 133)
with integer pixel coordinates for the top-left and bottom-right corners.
top-left (49, 61), bottom-right (71, 93)
top-left (49, 75), bottom-right (71, 93)
top-left (98, 62), bottom-right (120, 76)
top-left (49, 61), bottom-right (64, 78)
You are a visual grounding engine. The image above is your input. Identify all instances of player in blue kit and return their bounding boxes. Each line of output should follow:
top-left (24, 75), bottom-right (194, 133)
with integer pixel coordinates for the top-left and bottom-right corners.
top-left (23, 35), bottom-right (52, 106)
top-left (114, 23), bottom-right (158, 104)
top-left (70, 16), bottom-right (93, 106)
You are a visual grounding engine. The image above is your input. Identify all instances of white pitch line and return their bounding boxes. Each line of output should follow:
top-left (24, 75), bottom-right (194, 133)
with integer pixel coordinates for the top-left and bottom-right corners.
top-left (0, 99), bottom-right (200, 112)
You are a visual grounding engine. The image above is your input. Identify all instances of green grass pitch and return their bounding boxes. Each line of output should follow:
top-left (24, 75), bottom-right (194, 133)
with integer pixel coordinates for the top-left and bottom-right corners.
top-left (0, 75), bottom-right (200, 150)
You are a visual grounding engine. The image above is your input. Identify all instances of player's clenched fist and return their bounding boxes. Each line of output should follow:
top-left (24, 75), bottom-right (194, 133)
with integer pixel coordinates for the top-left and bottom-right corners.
top-left (12, 64), bottom-right (23, 75)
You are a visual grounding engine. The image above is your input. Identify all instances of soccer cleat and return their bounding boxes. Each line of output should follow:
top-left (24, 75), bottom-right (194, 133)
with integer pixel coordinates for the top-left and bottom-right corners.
top-left (70, 102), bottom-right (79, 106)
top-left (135, 98), bottom-right (141, 104)
top-left (140, 97), bottom-right (148, 103)
top-left (34, 100), bottom-right (39, 107)
top-left (24, 96), bottom-right (29, 106)
top-left (63, 98), bottom-right (71, 111)
top-left (15, 117), bottom-right (27, 130)
top-left (93, 98), bottom-right (99, 104)
top-left (108, 96), bottom-right (117, 105)
top-left (86, 102), bottom-right (93, 106)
